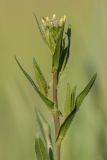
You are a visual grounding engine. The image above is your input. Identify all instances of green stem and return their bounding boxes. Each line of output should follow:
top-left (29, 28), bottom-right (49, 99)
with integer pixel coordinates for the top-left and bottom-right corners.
top-left (53, 71), bottom-right (61, 160)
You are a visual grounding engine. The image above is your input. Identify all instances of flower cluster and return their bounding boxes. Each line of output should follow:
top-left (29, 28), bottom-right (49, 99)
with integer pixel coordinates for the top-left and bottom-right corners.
top-left (41, 14), bottom-right (66, 55)
top-left (41, 14), bottom-right (66, 27)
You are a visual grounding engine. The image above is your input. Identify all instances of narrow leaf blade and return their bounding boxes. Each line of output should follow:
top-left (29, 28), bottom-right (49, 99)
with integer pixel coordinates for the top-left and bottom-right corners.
top-left (52, 26), bottom-right (64, 72)
top-left (64, 83), bottom-right (71, 118)
top-left (35, 111), bottom-right (47, 144)
top-left (33, 58), bottom-right (48, 96)
top-left (58, 26), bottom-right (71, 77)
top-left (56, 109), bottom-right (76, 143)
top-left (15, 57), bottom-right (54, 112)
top-left (35, 137), bottom-right (49, 160)
top-left (35, 110), bottom-right (54, 160)
top-left (75, 73), bottom-right (97, 109)
top-left (71, 86), bottom-right (77, 111)
top-left (35, 138), bottom-right (41, 160)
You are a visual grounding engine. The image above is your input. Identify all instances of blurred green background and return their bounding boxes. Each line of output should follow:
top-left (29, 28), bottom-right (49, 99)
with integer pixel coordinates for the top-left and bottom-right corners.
top-left (0, 0), bottom-right (107, 160)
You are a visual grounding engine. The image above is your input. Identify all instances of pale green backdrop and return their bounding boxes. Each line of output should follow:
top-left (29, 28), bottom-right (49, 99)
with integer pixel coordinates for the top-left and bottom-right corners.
top-left (0, 0), bottom-right (107, 160)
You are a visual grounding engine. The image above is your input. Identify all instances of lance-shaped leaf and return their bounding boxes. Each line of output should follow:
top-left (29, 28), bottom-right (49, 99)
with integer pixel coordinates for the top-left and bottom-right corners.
top-left (75, 73), bottom-right (97, 109)
top-left (64, 83), bottom-right (71, 118)
top-left (52, 26), bottom-right (64, 72)
top-left (56, 108), bottom-right (76, 143)
top-left (33, 58), bottom-right (48, 96)
top-left (36, 109), bottom-right (53, 146)
top-left (35, 137), bottom-right (49, 160)
top-left (39, 111), bottom-right (53, 147)
top-left (71, 86), bottom-right (77, 111)
top-left (15, 57), bottom-right (54, 112)
top-left (64, 84), bottom-right (76, 118)
top-left (35, 110), bottom-right (54, 160)
top-left (58, 26), bottom-right (71, 77)
top-left (35, 111), bottom-right (47, 144)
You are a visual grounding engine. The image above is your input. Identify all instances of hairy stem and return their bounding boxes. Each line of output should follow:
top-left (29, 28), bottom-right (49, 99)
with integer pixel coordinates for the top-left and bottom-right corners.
top-left (53, 71), bottom-right (61, 160)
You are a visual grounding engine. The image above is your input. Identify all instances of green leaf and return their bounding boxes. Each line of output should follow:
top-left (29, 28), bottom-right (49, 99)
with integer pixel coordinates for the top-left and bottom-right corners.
top-left (49, 147), bottom-right (54, 160)
top-left (39, 111), bottom-right (53, 146)
top-left (64, 83), bottom-right (71, 118)
top-left (36, 109), bottom-right (53, 145)
top-left (52, 26), bottom-right (64, 72)
top-left (15, 56), bottom-right (54, 112)
top-left (64, 84), bottom-right (76, 118)
top-left (35, 110), bottom-right (54, 160)
top-left (58, 25), bottom-right (71, 77)
top-left (75, 73), bottom-right (97, 109)
top-left (35, 137), bottom-right (49, 160)
top-left (71, 86), bottom-right (77, 111)
top-left (33, 58), bottom-right (48, 96)
top-left (35, 111), bottom-right (47, 144)
top-left (56, 108), bottom-right (76, 143)
top-left (56, 74), bottom-right (97, 143)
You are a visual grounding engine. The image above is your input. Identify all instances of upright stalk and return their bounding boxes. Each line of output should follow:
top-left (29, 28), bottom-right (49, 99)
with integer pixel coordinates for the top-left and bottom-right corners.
top-left (53, 71), bottom-right (61, 160)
